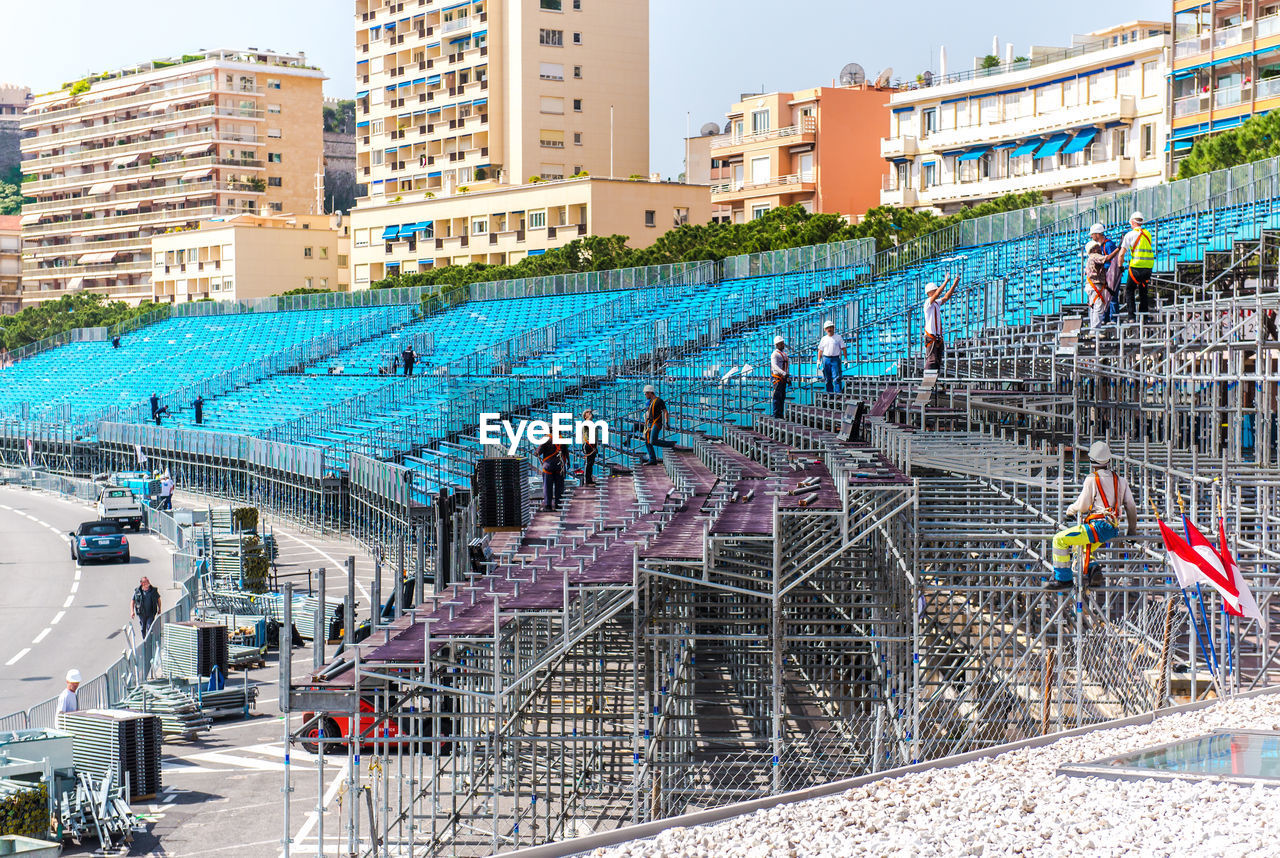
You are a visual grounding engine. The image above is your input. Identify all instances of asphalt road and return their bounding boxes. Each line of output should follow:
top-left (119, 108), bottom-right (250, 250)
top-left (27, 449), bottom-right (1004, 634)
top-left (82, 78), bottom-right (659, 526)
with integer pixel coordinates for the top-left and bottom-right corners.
top-left (0, 485), bottom-right (175, 716)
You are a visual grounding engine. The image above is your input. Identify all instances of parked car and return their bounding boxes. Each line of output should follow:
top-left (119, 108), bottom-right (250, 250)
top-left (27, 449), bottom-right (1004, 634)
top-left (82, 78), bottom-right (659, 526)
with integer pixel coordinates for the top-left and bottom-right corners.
top-left (96, 486), bottom-right (146, 531)
top-left (69, 520), bottom-right (130, 564)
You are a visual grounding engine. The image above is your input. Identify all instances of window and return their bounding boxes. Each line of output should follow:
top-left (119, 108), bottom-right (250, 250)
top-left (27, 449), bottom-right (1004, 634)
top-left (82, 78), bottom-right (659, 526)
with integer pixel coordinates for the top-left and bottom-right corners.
top-left (751, 204), bottom-right (770, 220)
top-left (472, 217), bottom-right (489, 235)
top-left (305, 277), bottom-right (313, 288)
top-left (338, 254), bottom-right (348, 266)
top-left (529, 210), bottom-right (547, 228)
top-left (270, 202), bottom-right (283, 212)
top-left (320, 278), bottom-right (328, 289)
top-left (572, 98), bottom-right (582, 112)
top-left (540, 62), bottom-right (565, 80)
top-left (540, 0), bottom-right (562, 7)
top-left (268, 152), bottom-right (282, 163)
top-left (268, 176), bottom-right (282, 187)
top-left (574, 0), bottom-right (581, 7)
top-left (541, 96), bottom-right (565, 114)
top-left (540, 29), bottom-right (564, 46)
top-left (304, 247), bottom-right (314, 258)
top-left (267, 103), bottom-right (281, 114)
top-left (644, 210), bottom-right (656, 227)
top-left (320, 247), bottom-right (329, 259)
top-left (573, 65), bottom-right (582, 79)
top-left (1113, 128), bottom-right (1127, 158)
top-left (354, 230), bottom-right (369, 247)
top-left (573, 131), bottom-right (582, 145)
top-left (268, 128), bottom-right (282, 139)
top-left (1142, 60), bottom-right (1160, 98)
top-left (921, 108), bottom-right (937, 137)
top-left (267, 78), bottom-right (282, 90)
top-left (572, 32), bottom-right (581, 44)
top-left (750, 155), bottom-right (770, 185)
top-left (674, 207), bottom-right (689, 226)
top-left (751, 109), bottom-right (770, 133)
top-left (1140, 123), bottom-right (1155, 159)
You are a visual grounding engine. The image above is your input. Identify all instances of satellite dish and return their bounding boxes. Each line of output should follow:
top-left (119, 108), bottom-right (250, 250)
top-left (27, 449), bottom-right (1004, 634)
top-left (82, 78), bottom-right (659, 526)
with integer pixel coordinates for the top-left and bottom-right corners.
top-left (700, 121), bottom-right (721, 137)
top-left (875, 67), bottom-right (894, 88)
top-left (723, 120), bottom-right (733, 134)
top-left (839, 63), bottom-right (866, 87)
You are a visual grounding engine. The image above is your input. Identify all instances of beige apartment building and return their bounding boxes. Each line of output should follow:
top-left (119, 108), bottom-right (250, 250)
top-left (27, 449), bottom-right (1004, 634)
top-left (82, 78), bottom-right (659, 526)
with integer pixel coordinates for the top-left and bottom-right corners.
top-left (20, 50), bottom-right (325, 307)
top-left (151, 213), bottom-right (350, 302)
top-left (351, 0), bottom-right (692, 278)
top-left (0, 216), bottom-right (20, 315)
top-left (352, 175), bottom-right (708, 285)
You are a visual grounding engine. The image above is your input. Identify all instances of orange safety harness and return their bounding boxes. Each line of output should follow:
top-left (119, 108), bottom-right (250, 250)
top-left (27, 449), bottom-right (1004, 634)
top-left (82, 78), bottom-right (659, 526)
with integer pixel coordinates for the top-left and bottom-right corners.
top-left (541, 444), bottom-right (563, 475)
top-left (1081, 470), bottom-right (1121, 576)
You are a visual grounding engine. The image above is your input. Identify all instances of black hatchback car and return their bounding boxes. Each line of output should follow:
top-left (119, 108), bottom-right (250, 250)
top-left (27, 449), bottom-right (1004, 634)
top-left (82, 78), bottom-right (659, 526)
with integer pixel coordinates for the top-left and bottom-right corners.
top-left (70, 520), bottom-right (130, 563)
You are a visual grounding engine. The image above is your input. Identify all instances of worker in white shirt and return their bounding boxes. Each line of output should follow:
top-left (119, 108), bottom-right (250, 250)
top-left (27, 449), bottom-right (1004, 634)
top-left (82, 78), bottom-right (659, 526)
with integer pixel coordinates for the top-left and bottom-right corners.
top-left (159, 472), bottom-right (175, 511)
top-left (816, 320), bottom-right (845, 394)
top-left (770, 335), bottom-right (789, 418)
top-left (57, 669), bottom-right (81, 714)
top-left (1047, 441), bottom-right (1139, 590)
top-left (923, 273), bottom-right (960, 373)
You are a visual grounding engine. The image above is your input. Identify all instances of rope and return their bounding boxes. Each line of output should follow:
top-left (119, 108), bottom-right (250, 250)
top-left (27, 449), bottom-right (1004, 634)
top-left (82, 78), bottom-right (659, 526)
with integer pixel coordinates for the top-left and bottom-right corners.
top-left (1155, 593), bottom-right (1177, 706)
top-left (1041, 648), bottom-right (1056, 736)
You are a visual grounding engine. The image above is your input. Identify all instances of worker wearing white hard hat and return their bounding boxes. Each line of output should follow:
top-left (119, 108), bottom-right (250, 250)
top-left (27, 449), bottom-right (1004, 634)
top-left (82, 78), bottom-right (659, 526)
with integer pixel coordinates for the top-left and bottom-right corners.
top-left (1119, 211), bottom-right (1155, 321)
top-left (923, 271), bottom-right (961, 373)
top-left (1083, 239), bottom-right (1118, 331)
top-left (770, 335), bottom-right (790, 419)
top-left (641, 384), bottom-right (668, 466)
top-left (1046, 440), bottom-right (1139, 591)
top-left (57, 669), bottom-right (81, 714)
top-left (816, 321), bottom-right (846, 394)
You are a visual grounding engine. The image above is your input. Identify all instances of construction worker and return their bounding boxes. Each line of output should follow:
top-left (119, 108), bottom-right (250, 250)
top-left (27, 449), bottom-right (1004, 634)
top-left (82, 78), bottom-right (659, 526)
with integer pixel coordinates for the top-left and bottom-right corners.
top-left (1083, 241), bottom-right (1120, 331)
top-left (536, 434), bottom-right (566, 511)
top-left (816, 320), bottom-right (845, 394)
top-left (642, 384), bottom-right (668, 466)
top-left (1089, 223), bottom-right (1121, 324)
top-left (1046, 441), bottom-right (1139, 590)
top-left (770, 335), bottom-right (789, 419)
top-left (1119, 211), bottom-right (1155, 320)
top-left (923, 273), bottom-right (960, 372)
top-left (57, 669), bottom-right (81, 714)
top-left (580, 408), bottom-right (598, 486)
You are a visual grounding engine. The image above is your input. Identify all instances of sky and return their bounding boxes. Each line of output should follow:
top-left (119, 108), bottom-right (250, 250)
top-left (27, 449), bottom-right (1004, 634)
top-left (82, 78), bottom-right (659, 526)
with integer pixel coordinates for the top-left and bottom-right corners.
top-left (3, 0), bottom-right (1172, 178)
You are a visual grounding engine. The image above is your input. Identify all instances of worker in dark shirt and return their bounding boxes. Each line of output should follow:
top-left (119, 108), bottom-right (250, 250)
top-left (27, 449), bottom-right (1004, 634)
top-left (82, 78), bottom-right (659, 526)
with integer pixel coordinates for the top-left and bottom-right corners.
top-left (581, 408), bottom-right (598, 486)
top-left (642, 384), bottom-right (668, 466)
top-left (131, 576), bottom-right (162, 639)
top-left (402, 346), bottom-right (416, 377)
top-left (150, 393), bottom-right (160, 420)
top-left (537, 436), bottom-right (567, 511)
top-left (192, 396), bottom-right (205, 425)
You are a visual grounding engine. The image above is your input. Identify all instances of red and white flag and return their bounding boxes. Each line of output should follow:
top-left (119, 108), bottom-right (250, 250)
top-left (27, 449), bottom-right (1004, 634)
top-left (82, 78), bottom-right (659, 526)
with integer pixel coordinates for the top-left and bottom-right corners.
top-left (1218, 517), bottom-right (1264, 626)
top-left (1158, 517), bottom-right (1239, 612)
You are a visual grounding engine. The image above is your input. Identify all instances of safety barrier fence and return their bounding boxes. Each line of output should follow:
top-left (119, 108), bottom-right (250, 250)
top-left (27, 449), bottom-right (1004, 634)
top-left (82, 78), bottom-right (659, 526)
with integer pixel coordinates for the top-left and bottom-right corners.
top-left (0, 469), bottom-right (200, 732)
top-left (3, 326), bottom-right (109, 366)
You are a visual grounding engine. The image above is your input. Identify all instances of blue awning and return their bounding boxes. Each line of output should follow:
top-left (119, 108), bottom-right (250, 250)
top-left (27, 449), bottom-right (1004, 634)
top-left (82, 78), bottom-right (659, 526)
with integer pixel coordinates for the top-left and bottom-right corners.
top-left (412, 77), bottom-right (426, 86)
top-left (381, 226), bottom-right (399, 240)
top-left (427, 107), bottom-right (441, 115)
top-left (956, 147), bottom-right (989, 162)
top-left (891, 106), bottom-right (915, 114)
top-left (356, 90), bottom-right (369, 98)
top-left (1035, 134), bottom-right (1069, 159)
top-left (449, 35), bottom-right (471, 44)
top-left (415, 221), bottom-right (433, 234)
top-left (527, 249), bottom-right (546, 256)
top-left (427, 171), bottom-right (442, 178)
top-left (1011, 140), bottom-right (1041, 157)
top-left (427, 74), bottom-right (441, 86)
top-left (385, 261), bottom-right (400, 267)
top-left (472, 97), bottom-right (487, 107)
top-left (397, 81), bottom-right (411, 89)
top-left (1167, 139), bottom-right (1195, 152)
top-left (992, 141), bottom-right (1017, 150)
top-left (1061, 128), bottom-right (1097, 155)
top-left (395, 225), bottom-right (416, 238)
top-left (356, 120), bottom-right (369, 128)
top-left (473, 29), bottom-right (487, 38)
top-left (890, 157), bottom-right (908, 164)
top-left (418, 259), bottom-right (432, 265)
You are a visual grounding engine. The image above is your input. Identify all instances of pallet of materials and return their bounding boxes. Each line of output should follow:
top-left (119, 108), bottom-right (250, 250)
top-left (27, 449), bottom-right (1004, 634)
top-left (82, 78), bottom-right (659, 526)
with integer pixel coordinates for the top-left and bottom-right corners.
top-left (113, 681), bottom-right (211, 741)
top-left (0, 779), bottom-right (49, 840)
top-left (55, 709), bottom-right (162, 801)
top-left (161, 621), bottom-right (229, 681)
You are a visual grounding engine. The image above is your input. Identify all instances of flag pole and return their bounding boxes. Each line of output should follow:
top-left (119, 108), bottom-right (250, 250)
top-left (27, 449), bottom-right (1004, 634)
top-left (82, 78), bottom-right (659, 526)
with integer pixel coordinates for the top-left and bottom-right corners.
top-left (1214, 478), bottom-right (1233, 693)
top-left (1154, 497), bottom-right (1217, 689)
top-left (1176, 489), bottom-right (1221, 681)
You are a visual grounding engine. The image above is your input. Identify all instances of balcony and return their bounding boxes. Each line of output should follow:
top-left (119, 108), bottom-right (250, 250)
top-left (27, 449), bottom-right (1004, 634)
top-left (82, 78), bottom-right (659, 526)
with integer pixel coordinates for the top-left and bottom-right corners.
top-left (918, 96), bottom-right (1137, 153)
top-left (25, 156), bottom-right (262, 195)
top-left (921, 157), bottom-right (1137, 206)
top-left (879, 186), bottom-right (918, 207)
top-left (23, 204), bottom-right (235, 236)
top-left (710, 117), bottom-right (816, 153)
top-left (880, 135), bottom-right (919, 159)
top-left (711, 173), bottom-right (816, 199)
top-left (22, 130), bottom-right (261, 172)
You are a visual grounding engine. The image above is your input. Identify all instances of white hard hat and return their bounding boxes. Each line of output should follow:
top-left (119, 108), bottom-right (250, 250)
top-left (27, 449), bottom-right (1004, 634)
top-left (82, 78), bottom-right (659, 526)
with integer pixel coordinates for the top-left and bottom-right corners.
top-left (643, 384), bottom-right (655, 394)
top-left (1089, 440), bottom-right (1112, 465)
top-left (1089, 223), bottom-right (1105, 235)
top-left (774, 335), bottom-right (785, 345)
top-left (925, 282), bottom-right (940, 294)
top-left (823, 319), bottom-right (834, 329)
top-left (66, 669), bottom-right (82, 683)
top-left (1085, 240), bottom-right (1100, 253)
top-left (1129, 211), bottom-right (1144, 224)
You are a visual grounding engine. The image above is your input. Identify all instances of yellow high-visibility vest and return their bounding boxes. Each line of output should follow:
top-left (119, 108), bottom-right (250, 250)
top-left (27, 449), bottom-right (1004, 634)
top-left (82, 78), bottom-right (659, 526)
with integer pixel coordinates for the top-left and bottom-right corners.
top-left (1129, 228), bottom-right (1154, 269)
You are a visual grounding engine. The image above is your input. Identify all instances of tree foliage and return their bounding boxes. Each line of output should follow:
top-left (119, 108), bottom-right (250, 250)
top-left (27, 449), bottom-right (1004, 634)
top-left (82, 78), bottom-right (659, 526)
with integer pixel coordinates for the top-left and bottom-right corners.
top-left (0, 167), bottom-right (30, 216)
top-left (323, 100), bottom-right (356, 134)
top-left (1176, 110), bottom-right (1280, 179)
top-left (0, 293), bottom-right (164, 352)
top-left (372, 193), bottom-right (1043, 294)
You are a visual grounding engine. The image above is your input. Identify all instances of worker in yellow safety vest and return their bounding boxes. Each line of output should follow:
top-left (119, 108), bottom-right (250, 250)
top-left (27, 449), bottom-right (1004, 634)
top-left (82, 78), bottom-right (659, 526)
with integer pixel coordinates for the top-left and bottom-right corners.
top-left (1119, 211), bottom-right (1155, 321)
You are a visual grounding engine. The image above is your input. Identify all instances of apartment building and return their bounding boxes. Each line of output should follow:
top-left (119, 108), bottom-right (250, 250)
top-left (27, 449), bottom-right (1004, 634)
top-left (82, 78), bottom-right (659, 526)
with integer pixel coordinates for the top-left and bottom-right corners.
top-left (151, 213), bottom-right (350, 303)
top-left (0, 85), bottom-right (33, 174)
top-left (702, 85), bottom-right (892, 223)
top-left (352, 175), bottom-right (708, 286)
top-left (1170, 0), bottom-right (1280, 171)
top-left (20, 50), bottom-right (325, 307)
top-left (0, 216), bottom-right (20, 315)
top-left (881, 22), bottom-right (1170, 213)
top-left (350, 0), bottom-right (704, 277)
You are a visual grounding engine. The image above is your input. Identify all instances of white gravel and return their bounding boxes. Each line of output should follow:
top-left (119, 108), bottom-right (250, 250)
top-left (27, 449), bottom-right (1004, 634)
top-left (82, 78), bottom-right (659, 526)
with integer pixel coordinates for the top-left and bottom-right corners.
top-left (592, 693), bottom-right (1280, 858)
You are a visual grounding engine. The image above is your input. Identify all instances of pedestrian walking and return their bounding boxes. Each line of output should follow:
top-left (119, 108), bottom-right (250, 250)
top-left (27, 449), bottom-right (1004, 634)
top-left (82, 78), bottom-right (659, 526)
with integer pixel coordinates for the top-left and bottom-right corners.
top-left (57, 669), bottom-right (81, 714)
top-left (132, 577), bottom-right (162, 638)
top-left (816, 320), bottom-right (845, 394)
top-left (192, 395), bottom-right (205, 425)
top-left (923, 272), bottom-right (961, 373)
top-left (581, 408), bottom-right (598, 486)
top-left (641, 384), bottom-right (668, 466)
top-left (1046, 441), bottom-right (1138, 590)
top-left (1119, 211), bottom-right (1155, 321)
top-left (537, 435), bottom-right (567, 511)
top-left (770, 335), bottom-right (790, 419)
top-left (159, 473), bottom-right (175, 510)
top-left (402, 346), bottom-right (416, 376)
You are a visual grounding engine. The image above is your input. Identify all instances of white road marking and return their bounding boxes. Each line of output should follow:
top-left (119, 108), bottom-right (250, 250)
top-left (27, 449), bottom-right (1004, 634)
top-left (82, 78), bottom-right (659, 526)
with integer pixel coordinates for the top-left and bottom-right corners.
top-left (69, 581), bottom-right (78, 594)
top-left (31, 628), bottom-right (50, 644)
top-left (62, 595), bottom-right (74, 608)
top-left (271, 527), bottom-right (371, 601)
top-left (5, 648), bottom-right (30, 666)
top-left (179, 751), bottom-right (288, 772)
top-left (288, 760), bottom-right (351, 851)
top-left (50, 611), bottom-right (65, 625)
